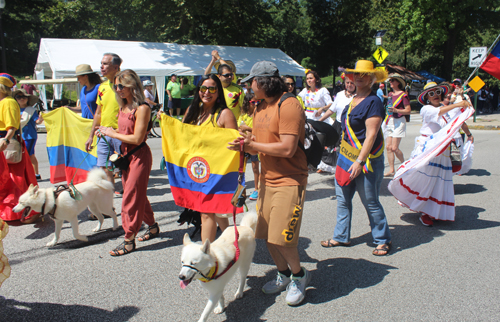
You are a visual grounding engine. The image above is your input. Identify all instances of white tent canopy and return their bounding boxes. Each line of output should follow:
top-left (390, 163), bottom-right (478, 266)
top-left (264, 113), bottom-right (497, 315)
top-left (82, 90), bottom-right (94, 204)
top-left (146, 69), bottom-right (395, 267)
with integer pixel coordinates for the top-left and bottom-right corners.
top-left (36, 38), bottom-right (305, 104)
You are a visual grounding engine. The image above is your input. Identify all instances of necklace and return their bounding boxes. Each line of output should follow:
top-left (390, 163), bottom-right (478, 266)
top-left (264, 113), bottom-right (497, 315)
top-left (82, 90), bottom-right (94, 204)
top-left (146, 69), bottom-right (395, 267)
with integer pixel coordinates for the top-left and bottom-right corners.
top-left (197, 112), bottom-right (210, 125)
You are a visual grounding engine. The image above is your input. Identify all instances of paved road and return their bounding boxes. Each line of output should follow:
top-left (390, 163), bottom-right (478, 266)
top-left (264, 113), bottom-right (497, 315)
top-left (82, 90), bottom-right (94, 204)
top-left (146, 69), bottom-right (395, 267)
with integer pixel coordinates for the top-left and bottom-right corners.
top-left (2, 119), bottom-right (500, 321)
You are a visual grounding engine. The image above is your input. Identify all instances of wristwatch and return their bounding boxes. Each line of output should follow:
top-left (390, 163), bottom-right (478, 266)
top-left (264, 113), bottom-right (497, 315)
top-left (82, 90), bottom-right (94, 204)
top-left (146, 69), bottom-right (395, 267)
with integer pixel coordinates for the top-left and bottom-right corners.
top-left (355, 158), bottom-right (366, 166)
top-left (1, 138), bottom-right (9, 144)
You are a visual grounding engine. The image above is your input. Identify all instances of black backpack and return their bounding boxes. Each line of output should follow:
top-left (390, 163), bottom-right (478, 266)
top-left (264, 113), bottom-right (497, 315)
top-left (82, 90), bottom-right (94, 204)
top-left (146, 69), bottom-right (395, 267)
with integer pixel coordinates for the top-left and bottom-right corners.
top-left (278, 93), bottom-right (338, 168)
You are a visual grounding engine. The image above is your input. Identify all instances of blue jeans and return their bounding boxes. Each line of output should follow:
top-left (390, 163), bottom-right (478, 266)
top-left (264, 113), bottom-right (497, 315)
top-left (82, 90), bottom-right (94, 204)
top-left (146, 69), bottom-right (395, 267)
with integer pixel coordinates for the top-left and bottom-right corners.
top-left (333, 154), bottom-right (391, 245)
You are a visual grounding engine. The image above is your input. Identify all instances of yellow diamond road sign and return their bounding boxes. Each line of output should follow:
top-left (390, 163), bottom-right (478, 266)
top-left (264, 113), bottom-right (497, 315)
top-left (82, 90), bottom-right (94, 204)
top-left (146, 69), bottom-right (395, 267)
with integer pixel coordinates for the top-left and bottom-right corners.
top-left (468, 76), bottom-right (485, 93)
top-left (373, 46), bottom-right (389, 64)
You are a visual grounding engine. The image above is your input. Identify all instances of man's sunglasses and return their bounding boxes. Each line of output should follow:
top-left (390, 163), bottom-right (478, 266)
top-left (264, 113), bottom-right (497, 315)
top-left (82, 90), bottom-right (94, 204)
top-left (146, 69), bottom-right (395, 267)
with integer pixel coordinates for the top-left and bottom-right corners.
top-left (200, 86), bottom-right (217, 93)
top-left (427, 89), bottom-right (442, 97)
top-left (220, 73), bottom-right (233, 78)
top-left (113, 83), bottom-right (126, 91)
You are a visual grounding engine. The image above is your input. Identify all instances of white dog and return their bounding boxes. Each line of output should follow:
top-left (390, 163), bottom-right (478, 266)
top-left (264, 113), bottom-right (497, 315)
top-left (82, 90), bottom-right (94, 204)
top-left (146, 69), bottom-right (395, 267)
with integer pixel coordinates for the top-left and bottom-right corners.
top-left (13, 168), bottom-right (118, 247)
top-left (179, 211), bottom-right (257, 322)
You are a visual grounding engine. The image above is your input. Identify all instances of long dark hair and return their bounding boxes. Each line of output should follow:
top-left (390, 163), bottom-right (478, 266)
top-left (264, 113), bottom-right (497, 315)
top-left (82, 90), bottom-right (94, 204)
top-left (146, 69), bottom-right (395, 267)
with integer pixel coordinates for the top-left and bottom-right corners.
top-left (241, 91), bottom-right (255, 116)
top-left (88, 72), bottom-right (102, 86)
top-left (183, 74), bottom-right (227, 125)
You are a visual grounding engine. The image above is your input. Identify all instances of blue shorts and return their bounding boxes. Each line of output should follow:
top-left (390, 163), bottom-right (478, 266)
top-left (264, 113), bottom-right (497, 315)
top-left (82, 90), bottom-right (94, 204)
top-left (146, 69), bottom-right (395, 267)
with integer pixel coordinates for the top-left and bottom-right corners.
top-left (250, 154), bottom-right (259, 162)
top-left (24, 139), bottom-right (37, 156)
top-left (96, 136), bottom-right (122, 168)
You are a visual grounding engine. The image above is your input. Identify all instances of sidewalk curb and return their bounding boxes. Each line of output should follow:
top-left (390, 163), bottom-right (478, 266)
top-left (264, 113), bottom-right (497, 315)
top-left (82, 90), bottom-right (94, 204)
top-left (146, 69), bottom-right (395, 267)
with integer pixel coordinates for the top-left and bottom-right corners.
top-left (468, 124), bottom-right (500, 130)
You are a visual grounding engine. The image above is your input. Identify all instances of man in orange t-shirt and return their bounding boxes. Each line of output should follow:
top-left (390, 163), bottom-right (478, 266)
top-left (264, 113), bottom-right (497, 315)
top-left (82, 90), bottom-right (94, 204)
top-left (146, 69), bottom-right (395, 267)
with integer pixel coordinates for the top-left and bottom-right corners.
top-left (229, 61), bottom-right (309, 307)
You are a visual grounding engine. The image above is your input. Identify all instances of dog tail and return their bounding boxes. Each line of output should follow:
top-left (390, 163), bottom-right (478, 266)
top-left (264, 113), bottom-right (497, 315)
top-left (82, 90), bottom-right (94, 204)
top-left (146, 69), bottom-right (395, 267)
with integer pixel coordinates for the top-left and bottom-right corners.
top-left (86, 168), bottom-right (114, 191)
top-left (239, 211), bottom-right (258, 233)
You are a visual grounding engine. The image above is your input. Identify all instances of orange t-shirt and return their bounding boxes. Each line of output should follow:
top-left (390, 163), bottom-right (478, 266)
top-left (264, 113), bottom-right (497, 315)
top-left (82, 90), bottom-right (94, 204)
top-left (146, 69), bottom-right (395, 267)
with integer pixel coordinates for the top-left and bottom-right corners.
top-left (253, 93), bottom-right (308, 187)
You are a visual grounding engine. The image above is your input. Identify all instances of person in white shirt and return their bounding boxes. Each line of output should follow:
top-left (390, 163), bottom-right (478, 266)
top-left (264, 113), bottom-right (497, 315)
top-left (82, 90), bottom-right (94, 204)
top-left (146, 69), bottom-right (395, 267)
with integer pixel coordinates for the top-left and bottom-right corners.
top-left (298, 70), bottom-right (333, 125)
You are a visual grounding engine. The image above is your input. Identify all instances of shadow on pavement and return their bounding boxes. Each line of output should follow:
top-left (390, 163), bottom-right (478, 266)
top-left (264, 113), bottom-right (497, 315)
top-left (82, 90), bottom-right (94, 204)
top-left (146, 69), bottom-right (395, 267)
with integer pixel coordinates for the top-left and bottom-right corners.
top-left (454, 183), bottom-right (487, 195)
top-left (463, 169), bottom-right (491, 176)
top-left (0, 296), bottom-right (139, 322)
top-left (306, 258), bottom-right (397, 304)
top-left (252, 237), bottom-right (318, 266)
top-left (223, 270), bottom-right (281, 322)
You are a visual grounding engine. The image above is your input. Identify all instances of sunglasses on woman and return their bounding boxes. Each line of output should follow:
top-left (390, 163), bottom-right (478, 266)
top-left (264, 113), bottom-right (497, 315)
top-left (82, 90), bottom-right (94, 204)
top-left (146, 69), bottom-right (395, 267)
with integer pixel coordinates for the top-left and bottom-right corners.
top-left (15, 95), bottom-right (27, 100)
top-left (199, 86), bottom-right (217, 93)
top-left (427, 89), bottom-right (442, 97)
top-left (113, 83), bottom-right (126, 91)
top-left (285, 82), bottom-right (294, 87)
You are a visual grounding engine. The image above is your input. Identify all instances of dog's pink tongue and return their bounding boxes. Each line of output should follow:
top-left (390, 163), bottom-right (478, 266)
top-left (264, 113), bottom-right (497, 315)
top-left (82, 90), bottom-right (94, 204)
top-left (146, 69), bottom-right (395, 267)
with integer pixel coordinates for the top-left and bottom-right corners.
top-left (180, 280), bottom-right (189, 289)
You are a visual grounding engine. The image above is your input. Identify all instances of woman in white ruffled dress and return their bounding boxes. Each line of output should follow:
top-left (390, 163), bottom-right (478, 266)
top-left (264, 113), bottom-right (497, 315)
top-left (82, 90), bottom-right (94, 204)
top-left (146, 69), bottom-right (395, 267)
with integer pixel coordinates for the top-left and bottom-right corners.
top-left (388, 82), bottom-right (473, 227)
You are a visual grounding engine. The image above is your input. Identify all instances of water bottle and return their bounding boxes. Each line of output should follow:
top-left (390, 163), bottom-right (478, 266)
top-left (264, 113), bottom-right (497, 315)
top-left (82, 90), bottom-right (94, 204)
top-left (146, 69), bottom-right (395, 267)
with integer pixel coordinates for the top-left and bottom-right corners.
top-left (386, 96), bottom-right (393, 116)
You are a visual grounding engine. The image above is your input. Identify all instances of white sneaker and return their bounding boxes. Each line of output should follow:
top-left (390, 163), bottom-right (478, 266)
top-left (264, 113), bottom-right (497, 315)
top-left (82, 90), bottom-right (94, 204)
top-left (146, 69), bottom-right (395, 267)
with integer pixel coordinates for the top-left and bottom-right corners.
top-left (262, 272), bottom-right (291, 294)
top-left (286, 268), bottom-right (311, 306)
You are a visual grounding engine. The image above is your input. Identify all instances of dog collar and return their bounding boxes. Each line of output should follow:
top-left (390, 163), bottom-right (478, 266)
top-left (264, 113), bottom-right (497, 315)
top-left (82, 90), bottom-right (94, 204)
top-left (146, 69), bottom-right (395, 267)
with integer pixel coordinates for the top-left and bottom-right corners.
top-left (198, 262), bottom-right (218, 283)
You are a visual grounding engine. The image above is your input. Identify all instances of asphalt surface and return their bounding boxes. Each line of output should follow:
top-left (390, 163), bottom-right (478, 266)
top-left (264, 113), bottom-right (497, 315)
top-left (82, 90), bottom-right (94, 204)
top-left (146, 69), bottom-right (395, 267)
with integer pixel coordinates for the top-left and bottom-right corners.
top-left (2, 114), bottom-right (500, 321)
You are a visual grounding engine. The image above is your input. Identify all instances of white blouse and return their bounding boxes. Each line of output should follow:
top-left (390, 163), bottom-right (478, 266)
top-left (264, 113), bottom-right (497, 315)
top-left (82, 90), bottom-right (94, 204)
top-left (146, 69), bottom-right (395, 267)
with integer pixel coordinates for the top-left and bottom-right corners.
top-left (329, 90), bottom-right (353, 122)
top-left (298, 87), bottom-right (333, 124)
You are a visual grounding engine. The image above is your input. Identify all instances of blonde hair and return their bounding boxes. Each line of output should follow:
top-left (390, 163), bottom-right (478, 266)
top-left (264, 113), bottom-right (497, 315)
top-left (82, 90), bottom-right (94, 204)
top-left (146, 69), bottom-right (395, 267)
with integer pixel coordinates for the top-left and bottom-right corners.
top-left (113, 69), bottom-right (145, 108)
top-left (0, 84), bottom-right (11, 96)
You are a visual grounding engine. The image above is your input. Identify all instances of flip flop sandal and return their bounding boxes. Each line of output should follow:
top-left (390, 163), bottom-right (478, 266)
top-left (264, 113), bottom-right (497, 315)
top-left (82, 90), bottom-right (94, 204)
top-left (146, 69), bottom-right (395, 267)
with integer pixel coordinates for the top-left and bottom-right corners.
top-left (372, 243), bottom-right (391, 256)
top-left (320, 240), bottom-right (351, 248)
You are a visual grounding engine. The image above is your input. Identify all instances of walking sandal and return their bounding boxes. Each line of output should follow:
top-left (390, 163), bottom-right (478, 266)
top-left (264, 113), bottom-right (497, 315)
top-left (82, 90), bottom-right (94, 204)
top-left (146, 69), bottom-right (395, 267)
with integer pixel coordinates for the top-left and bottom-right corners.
top-left (110, 239), bottom-right (136, 256)
top-left (137, 222), bottom-right (160, 242)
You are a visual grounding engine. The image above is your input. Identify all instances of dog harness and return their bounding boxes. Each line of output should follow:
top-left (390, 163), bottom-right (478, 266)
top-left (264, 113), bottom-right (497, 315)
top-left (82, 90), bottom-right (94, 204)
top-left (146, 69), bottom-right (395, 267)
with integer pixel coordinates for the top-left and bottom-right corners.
top-left (41, 185), bottom-right (75, 219)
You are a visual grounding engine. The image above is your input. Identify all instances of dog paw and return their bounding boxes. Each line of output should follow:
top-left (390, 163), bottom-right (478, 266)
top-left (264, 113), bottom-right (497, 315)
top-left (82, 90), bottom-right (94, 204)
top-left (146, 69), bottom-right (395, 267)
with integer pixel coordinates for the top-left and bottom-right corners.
top-left (234, 292), bottom-right (244, 299)
top-left (92, 227), bottom-right (100, 232)
top-left (46, 241), bottom-right (56, 247)
top-left (77, 236), bottom-right (89, 242)
top-left (213, 307), bottom-right (224, 314)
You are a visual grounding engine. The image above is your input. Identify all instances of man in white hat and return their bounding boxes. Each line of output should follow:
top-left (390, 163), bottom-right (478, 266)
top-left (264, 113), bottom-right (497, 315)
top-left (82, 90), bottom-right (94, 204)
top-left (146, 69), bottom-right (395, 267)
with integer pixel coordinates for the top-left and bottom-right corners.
top-left (228, 61), bottom-right (310, 306)
top-left (85, 53), bottom-right (122, 195)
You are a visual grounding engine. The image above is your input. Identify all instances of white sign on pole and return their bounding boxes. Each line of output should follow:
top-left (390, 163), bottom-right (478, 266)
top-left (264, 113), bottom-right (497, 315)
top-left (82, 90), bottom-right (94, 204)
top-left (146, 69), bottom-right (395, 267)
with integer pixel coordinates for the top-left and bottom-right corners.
top-left (469, 47), bottom-right (487, 68)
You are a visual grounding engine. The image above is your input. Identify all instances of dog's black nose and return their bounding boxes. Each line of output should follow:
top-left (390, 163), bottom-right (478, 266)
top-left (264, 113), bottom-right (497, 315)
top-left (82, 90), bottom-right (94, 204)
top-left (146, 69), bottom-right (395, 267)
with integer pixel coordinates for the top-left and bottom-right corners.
top-left (179, 275), bottom-right (185, 280)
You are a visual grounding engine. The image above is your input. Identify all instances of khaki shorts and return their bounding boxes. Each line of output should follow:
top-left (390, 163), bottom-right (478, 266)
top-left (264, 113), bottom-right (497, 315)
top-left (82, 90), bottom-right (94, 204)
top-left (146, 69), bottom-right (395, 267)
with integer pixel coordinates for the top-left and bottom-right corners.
top-left (256, 185), bottom-right (306, 247)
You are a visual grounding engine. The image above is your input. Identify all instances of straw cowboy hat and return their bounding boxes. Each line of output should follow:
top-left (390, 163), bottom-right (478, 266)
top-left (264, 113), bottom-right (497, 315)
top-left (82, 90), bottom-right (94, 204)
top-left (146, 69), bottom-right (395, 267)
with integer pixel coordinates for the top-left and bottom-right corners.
top-left (389, 73), bottom-right (406, 88)
top-left (214, 60), bottom-right (237, 74)
top-left (417, 82), bottom-right (450, 105)
top-left (75, 64), bottom-right (96, 76)
top-left (345, 60), bottom-right (388, 83)
top-left (13, 88), bottom-right (39, 106)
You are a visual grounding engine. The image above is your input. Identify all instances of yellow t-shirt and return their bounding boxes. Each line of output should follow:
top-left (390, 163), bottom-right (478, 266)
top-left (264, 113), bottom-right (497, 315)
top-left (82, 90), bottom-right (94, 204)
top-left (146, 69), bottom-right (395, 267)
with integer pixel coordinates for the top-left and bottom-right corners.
top-left (0, 96), bottom-right (20, 131)
top-left (95, 80), bottom-right (119, 128)
top-left (223, 84), bottom-right (245, 120)
top-left (237, 113), bottom-right (253, 128)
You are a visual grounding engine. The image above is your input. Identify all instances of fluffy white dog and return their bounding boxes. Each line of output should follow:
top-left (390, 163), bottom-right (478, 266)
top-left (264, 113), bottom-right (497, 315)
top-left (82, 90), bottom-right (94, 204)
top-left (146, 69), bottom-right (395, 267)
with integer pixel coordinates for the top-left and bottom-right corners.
top-left (13, 168), bottom-right (118, 247)
top-left (179, 211), bottom-right (257, 322)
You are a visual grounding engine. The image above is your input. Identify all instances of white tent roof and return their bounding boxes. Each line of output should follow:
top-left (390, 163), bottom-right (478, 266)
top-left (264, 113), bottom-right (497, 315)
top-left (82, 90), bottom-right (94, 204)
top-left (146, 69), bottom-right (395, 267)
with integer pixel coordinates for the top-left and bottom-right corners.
top-left (36, 38), bottom-right (305, 77)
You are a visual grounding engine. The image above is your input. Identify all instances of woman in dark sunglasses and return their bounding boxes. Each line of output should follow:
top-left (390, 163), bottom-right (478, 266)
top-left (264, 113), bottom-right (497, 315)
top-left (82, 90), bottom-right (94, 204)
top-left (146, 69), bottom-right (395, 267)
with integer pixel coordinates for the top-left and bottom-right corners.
top-left (282, 75), bottom-right (305, 109)
top-left (388, 81), bottom-right (472, 227)
top-left (182, 74), bottom-right (238, 242)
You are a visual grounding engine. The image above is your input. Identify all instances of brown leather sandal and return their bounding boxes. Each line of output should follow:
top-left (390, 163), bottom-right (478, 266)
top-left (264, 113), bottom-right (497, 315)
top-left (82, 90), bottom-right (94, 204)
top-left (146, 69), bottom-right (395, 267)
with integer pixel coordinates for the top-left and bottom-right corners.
top-left (137, 222), bottom-right (160, 242)
top-left (110, 239), bottom-right (136, 256)
top-left (320, 240), bottom-right (351, 248)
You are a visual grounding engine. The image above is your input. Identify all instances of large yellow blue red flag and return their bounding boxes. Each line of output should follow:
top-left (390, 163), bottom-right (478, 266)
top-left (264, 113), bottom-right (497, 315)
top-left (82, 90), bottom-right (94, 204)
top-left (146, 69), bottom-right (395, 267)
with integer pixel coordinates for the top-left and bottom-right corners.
top-left (43, 107), bottom-right (97, 184)
top-left (161, 116), bottom-right (244, 214)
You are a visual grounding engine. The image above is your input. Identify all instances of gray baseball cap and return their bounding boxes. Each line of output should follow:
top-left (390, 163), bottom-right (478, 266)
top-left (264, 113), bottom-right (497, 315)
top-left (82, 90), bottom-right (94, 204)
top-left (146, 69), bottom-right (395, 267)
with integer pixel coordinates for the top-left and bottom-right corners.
top-left (241, 61), bottom-right (280, 83)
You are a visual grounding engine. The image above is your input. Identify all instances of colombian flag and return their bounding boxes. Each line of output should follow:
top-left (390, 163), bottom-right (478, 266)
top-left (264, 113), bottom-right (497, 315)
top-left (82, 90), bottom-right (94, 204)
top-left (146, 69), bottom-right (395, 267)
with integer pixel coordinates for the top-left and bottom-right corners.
top-left (480, 41), bottom-right (500, 80)
top-left (161, 116), bottom-right (244, 214)
top-left (43, 107), bottom-right (97, 184)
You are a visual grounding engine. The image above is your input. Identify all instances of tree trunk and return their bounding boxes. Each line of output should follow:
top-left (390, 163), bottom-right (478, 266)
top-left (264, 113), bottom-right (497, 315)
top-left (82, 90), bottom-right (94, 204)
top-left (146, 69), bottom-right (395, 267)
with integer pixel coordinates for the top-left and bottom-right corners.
top-left (442, 28), bottom-right (458, 80)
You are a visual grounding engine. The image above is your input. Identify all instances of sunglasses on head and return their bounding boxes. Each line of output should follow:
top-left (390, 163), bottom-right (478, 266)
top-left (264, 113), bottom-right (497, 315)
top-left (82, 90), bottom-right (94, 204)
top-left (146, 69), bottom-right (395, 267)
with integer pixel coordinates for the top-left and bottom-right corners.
top-left (15, 95), bottom-right (27, 100)
top-left (220, 73), bottom-right (233, 78)
top-left (199, 86), bottom-right (217, 93)
top-left (427, 89), bottom-right (442, 97)
top-left (113, 83), bottom-right (126, 91)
